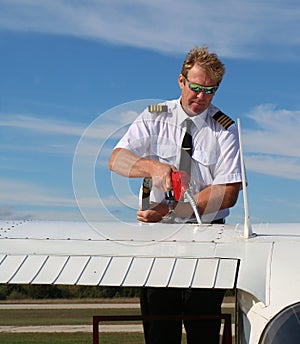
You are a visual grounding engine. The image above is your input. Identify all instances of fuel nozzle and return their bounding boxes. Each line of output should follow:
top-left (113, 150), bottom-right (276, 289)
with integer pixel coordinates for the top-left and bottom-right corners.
top-left (163, 189), bottom-right (176, 223)
top-left (171, 170), bottom-right (190, 202)
top-left (162, 171), bottom-right (201, 224)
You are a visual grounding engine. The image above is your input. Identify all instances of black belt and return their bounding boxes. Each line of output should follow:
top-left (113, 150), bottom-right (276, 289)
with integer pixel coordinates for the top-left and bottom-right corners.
top-left (210, 218), bottom-right (225, 224)
top-left (176, 218), bottom-right (225, 224)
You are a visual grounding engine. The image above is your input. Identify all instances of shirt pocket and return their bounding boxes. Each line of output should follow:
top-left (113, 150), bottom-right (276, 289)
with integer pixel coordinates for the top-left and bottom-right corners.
top-left (193, 149), bottom-right (217, 167)
top-left (153, 144), bottom-right (178, 165)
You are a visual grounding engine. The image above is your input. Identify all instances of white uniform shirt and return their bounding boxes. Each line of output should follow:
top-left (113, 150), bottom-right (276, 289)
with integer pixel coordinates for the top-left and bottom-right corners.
top-left (115, 98), bottom-right (242, 222)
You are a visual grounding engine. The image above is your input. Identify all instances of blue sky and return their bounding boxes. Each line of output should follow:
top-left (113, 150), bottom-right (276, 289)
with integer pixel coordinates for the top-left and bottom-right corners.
top-left (0, 0), bottom-right (300, 224)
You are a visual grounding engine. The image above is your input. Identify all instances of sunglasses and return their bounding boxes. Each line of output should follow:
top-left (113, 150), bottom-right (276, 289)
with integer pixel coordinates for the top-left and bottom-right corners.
top-left (184, 76), bottom-right (219, 95)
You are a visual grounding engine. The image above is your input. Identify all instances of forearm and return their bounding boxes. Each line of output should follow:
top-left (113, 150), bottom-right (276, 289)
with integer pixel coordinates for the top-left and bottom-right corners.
top-left (109, 148), bottom-right (155, 178)
top-left (174, 183), bottom-right (241, 217)
top-left (109, 148), bottom-right (176, 192)
top-left (195, 183), bottom-right (241, 215)
top-left (137, 183), bottom-right (241, 222)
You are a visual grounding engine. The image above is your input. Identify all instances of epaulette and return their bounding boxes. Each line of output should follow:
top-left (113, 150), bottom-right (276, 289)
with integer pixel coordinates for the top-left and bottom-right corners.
top-left (212, 111), bottom-right (234, 129)
top-left (148, 104), bottom-right (168, 113)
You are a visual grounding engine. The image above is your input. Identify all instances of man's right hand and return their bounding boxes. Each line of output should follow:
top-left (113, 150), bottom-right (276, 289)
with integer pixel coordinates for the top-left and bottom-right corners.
top-left (109, 148), bottom-right (176, 192)
top-left (150, 162), bottom-right (177, 192)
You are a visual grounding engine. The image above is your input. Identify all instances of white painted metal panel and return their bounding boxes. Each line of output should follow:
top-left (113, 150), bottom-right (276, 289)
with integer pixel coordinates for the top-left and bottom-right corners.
top-left (8, 255), bottom-right (48, 284)
top-left (53, 256), bottom-right (91, 285)
top-left (1, 221), bottom-right (299, 299)
top-left (76, 257), bottom-right (111, 286)
top-left (99, 257), bottom-right (133, 286)
top-left (122, 257), bottom-right (154, 287)
top-left (168, 258), bottom-right (198, 288)
top-left (235, 242), bottom-right (273, 304)
top-left (269, 242), bottom-right (300, 312)
top-left (214, 259), bottom-right (239, 289)
top-left (31, 256), bottom-right (69, 284)
top-left (0, 220), bottom-right (101, 240)
top-left (0, 220), bottom-right (225, 243)
top-left (191, 259), bottom-right (219, 288)
top-left (145, 258), bottom-right (176, 287)
top-left (0, 255), bottom-right (27, 283)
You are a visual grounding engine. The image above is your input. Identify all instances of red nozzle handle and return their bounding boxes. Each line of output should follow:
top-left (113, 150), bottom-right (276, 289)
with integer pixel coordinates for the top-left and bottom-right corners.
top-left (171, 171), bottom-right (190, 201)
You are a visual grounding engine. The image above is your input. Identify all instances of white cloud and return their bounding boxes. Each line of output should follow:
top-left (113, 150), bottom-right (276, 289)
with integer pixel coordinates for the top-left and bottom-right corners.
top-left (244, 104), bottom-right (300, 157)
top-left (0, 178), bottom-right (75, 208)
top-left (0, 114), bottom-right (84, 156)
top-left (0, 0), bottom-right (299, 60)
top-left (0, 107), bottom-right (138, 139)
top-left (243, 104), bottom-right (300, 180)
top-left (74, 193), bottom-right (138, 210)
top-left (0, 106), bottom-right (145, 162)
top-left (0, 177), bottom-right (137, 221)
top-left (246, 155), bottom-right (300, 181)
top-left (0, 114), bottom-right (84, 136)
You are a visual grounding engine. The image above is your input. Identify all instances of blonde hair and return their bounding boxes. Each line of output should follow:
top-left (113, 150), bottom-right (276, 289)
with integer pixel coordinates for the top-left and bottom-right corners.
top-left (180, 46), bottom-right (225, 84)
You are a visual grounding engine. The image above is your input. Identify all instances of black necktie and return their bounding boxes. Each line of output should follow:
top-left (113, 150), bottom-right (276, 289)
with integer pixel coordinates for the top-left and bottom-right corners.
top-left (179, 119), bottom-right (193, 175)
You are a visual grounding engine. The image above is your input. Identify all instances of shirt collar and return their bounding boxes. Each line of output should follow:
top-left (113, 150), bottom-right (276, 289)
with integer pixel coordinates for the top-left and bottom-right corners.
top-left (177, 98), bottom-right (209, 129)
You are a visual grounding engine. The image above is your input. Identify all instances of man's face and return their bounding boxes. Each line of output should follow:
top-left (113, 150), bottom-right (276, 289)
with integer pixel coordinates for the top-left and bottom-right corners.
top-left (178, 64), bottom-right (218, 117)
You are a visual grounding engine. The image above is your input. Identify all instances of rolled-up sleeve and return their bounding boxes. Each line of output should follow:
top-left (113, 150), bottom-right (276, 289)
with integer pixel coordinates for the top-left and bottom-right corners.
top-left (115, 113), bottom-right (151, 157)
top-left (211, 124), bottom-right (242, 185)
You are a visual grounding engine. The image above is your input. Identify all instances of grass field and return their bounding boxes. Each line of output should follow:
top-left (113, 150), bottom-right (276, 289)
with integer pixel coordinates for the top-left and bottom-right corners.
top-left (0, 299), bottom-right (235, 343)
top-left (0, 308), bottom-right (141, 326)
top-left (0, 333), bottom-right (92, 344)
top-left (0, 333), bottom-right (145, 344)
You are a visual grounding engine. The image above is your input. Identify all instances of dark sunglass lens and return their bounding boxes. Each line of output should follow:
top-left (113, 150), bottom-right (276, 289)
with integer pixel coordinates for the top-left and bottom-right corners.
top-left (189, 83), bottom-right (202, 92)
top-left (188, 81), bottom-right (217, 94)
top-left (205, 87), bottom-right (217, 94)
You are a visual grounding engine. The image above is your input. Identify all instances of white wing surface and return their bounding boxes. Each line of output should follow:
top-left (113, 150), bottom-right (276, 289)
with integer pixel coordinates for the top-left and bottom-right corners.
top-left (1, 220), bottom-right (300, 309)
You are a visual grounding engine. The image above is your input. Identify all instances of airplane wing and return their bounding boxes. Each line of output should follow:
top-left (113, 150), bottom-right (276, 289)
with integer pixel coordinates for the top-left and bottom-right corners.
top-left (0, 220), bottom-right (239, 289)
top-left (1, 219), bottom-right (300, 343)
top-left (1, 219), bottom-right (299, 303)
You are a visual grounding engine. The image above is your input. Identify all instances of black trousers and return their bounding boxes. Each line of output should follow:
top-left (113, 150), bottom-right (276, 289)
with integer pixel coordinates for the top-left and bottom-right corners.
top-left (140, 287), bottom-right (225, 344)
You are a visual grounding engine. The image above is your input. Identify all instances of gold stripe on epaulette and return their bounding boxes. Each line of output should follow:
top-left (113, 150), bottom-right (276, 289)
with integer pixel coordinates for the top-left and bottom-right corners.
top-left (212, 111), bottom-right (234, 129)
top-left (148, 105), bottom-right (168, 113)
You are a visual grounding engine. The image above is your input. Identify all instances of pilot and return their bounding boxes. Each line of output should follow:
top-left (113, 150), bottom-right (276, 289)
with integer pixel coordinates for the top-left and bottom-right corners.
top-left (109, 46), bottom-right (243, 344)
